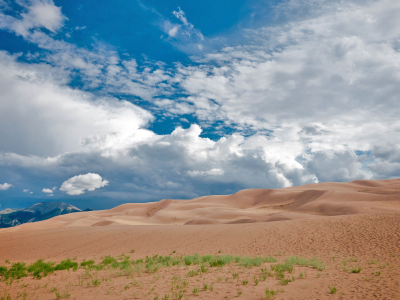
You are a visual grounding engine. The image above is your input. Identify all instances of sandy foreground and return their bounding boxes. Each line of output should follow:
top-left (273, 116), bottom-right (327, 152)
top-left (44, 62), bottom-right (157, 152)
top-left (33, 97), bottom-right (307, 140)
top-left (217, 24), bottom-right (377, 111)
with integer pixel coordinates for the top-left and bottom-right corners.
top-left (0, 179), bottom-right (399, 299)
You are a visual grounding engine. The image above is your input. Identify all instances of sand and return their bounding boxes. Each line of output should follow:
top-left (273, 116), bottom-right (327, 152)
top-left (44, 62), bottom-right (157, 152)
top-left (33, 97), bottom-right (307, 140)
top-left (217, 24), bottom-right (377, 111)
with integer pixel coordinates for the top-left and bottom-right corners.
top-left (0, 179), bottom-right (399, 299)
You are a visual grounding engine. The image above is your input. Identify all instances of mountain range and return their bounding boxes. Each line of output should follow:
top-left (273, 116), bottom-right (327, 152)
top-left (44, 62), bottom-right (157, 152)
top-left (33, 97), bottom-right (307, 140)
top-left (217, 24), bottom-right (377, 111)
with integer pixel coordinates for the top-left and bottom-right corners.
top-left (0, 202), bottom-right (89, 228)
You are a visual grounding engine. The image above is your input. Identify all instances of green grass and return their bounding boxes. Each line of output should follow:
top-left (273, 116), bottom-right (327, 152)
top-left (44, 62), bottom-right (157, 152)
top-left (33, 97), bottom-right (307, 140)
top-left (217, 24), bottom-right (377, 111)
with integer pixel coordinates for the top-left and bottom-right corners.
top-left (183, 254), bottom-right (276, 268)
top-left (54, 259), bottom-right (78, 271)
top-left (284, 256), bottom-right (325, 271)
top-left (192, 286), bottom-right (199, 295)
top-left (0, 251), bottom-right (325, 296)
top-left (254, 276), bottom-right (259, 285)
top-left (351, 267), bottom-right (362, 273)
top-left (27, 260), bottom-right (55, 279)
top-left (91, 279), bottom-right (101, 286)
top-left (265, 287), bottom-right (278, 299)
top-left (329, 286), bottom-right (337, 294)
top-left (80, 260), bottom-right (94, 267)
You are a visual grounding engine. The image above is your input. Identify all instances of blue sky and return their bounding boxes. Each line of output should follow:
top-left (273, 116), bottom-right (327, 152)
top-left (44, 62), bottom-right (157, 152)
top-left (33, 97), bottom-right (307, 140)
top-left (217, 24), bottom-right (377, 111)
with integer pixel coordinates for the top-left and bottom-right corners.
top-left (1, 0), bottom-right (400, 210)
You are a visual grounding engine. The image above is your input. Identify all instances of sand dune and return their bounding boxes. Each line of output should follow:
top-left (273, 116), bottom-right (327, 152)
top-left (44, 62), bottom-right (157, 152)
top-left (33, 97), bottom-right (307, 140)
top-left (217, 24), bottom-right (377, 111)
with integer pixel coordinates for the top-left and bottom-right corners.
top-left (1, 179), bottom-right (400, 299)
top-left (3, 178), bottom-right (400, 232)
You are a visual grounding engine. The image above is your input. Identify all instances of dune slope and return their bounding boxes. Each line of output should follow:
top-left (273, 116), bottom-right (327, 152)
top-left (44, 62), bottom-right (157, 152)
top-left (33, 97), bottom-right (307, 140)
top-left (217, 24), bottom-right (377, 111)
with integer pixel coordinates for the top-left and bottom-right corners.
top-left (4, 178), bottom-right (400, 231)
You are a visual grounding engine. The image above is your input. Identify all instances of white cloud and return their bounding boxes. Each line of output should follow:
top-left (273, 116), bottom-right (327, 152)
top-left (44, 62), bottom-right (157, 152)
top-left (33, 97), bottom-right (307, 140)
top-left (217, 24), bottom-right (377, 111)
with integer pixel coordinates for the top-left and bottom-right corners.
top-left (0, 183), bottom-right (12, 190)
top-left (42, 188), bottom-right (53, 193)
top-left (60, 173), bottom-right (109, 195)
top-left (188, 168), bottom-right (224, 177)
top-left (23, 189), bottom-right (29, 192)
top-left (0, 52), bottom-right (155, 156)
top-left (175, 0), bottom-right (400, 157)
top-left (168, 25), bottom-right (180, 37)
top-left (0, 0), bottom-right (66, 37)
top-left (172, 7), bottom-right (203, 40)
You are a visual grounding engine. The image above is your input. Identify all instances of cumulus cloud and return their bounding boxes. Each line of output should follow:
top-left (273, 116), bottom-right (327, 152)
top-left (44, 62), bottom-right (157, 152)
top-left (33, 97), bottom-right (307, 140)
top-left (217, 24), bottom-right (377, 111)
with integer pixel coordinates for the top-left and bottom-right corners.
top-left (42, 188), bottom-right (53, 193)
top-left (23, 189), bottom-right (29, 192)
top-left (0, 183), bottom-right (12, 190)
top-left (0, 52), bottom-right (154, 156)
top-left (60, 173), bottom-right (109, 195)
top-left (175, 0), bottom-right (400, 155)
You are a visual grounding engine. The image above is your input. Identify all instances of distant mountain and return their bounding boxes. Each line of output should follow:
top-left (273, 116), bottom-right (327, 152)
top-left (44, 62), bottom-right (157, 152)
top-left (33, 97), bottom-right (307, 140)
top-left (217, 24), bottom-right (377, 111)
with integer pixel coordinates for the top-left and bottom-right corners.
top-left (0, 202), bottom-right (82, 228)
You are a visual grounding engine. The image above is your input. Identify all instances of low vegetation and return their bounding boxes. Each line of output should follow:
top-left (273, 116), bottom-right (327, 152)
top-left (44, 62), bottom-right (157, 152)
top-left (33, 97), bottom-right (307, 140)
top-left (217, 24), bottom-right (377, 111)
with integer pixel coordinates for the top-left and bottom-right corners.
top-left (0, 253), bottom-right (329, 299)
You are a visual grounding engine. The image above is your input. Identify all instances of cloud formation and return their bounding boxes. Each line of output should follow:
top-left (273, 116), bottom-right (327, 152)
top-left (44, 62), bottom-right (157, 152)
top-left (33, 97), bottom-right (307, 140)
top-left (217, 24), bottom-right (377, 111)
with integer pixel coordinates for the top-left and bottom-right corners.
top-left (60, 173), bottom-right (109, 195)
top-left (0, 0), bottom-right (66, 37)
top-left (0, 0), bottom-right (399, 208)
top-left (0, 183), bottom-right (12, 190)
top-left (0, 52), bottom-right (154, 157)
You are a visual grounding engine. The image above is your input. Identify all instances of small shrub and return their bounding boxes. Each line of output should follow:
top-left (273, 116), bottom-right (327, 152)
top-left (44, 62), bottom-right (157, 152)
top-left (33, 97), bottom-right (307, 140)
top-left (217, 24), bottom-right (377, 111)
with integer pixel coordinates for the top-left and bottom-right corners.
top-left (80, 260), bottom-right (94, 267)
top-left (91, 279), bottom-right (100, 286)
top-left (28, 260), bottom-right (55, 279)
top-left (254, 276), bottom-right (259, 285)
top-left (237, 290), bottom-right (242, 296)
top-left (102, 255), bottom-right (117, 266)
top-left (6, 262), bottom-right (28, 279)
top-left (329, 287), bottom-right (337, 294)
top-left (187, 269), bottom-right (199, 277)
top-left (192, 286), bottom-right (199, 295)
top-left (242, 279), bottom-right (248, 285)
top-left (55, 259), bottom-right (78, 271)
top-left (351, 267), bottom-right (361, 273)
top-left (265, 287), bottom-right (278, 299)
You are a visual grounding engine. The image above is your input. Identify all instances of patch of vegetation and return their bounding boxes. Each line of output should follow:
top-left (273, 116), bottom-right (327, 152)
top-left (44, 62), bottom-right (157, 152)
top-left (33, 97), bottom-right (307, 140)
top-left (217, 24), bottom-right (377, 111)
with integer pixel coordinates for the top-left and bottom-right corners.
top-left (80, 260), bottom-right (94, 267)
top-left (27, 259), bottom-right (55, 279)
top-left (350, 267), bottom-right (362, 273)
top-left (279, 276), bottom-right (295, 285)
top-left (329, 286), bottom-right (337, 294)
top-left (0, 250), bottom-right (325, 300)
top-left (264, 287), bottom-right (279, 299)
top-left (192, 286), bottom-right (199, 295)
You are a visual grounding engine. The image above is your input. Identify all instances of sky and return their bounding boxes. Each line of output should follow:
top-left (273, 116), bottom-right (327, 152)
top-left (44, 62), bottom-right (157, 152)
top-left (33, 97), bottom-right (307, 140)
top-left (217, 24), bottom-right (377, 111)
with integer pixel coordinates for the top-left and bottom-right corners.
top-left (0, 0), bottom-right (400, 210)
